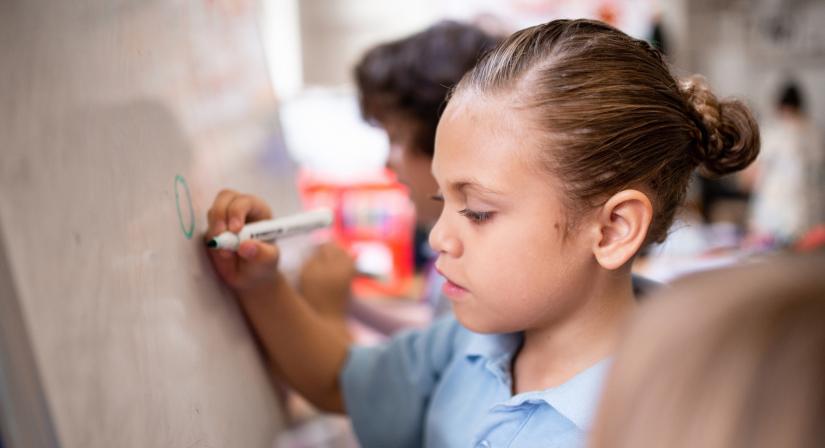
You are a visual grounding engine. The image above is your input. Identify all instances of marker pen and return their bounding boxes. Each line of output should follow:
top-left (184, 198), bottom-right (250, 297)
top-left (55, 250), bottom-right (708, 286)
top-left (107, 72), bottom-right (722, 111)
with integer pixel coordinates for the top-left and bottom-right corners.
top-left (207, 208), bottom-right (334, 251)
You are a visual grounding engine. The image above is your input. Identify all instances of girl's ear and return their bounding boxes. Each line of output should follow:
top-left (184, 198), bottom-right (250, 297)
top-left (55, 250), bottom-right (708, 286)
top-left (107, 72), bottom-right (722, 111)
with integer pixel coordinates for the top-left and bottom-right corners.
top-left (591, 190), bottom-right (653, 270)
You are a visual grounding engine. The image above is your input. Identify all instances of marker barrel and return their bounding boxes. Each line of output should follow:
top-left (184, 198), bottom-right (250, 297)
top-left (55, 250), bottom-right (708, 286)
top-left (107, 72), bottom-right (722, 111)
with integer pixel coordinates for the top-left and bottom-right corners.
top-left (207, 208), bottom-right (333, 251)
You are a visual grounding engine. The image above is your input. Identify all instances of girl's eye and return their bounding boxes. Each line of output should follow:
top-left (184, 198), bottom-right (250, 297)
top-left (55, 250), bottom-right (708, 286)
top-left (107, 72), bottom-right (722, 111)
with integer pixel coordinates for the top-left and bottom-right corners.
top-left (458, 208), bottom-right (493, 224)
top-left (430, 193), bottom-right (444, 202)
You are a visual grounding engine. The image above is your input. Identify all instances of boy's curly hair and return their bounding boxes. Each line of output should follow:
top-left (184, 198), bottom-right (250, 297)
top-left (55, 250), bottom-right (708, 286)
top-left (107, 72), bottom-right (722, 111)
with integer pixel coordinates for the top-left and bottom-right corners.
top-left (355, 21), bottom-right (500, 158)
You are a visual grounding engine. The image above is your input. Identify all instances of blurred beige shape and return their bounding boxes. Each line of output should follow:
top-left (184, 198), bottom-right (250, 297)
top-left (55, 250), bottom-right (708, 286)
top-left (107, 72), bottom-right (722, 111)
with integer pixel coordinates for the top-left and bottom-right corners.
top-left (591, 252), bottom-right (825, 448)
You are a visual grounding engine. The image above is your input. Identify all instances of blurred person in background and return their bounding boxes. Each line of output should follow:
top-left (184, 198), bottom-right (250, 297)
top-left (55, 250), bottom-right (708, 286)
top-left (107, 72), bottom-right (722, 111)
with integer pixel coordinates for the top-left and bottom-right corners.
top-left (298, 21), bottom-right (501, 332)
top-left (589, 251), bottom-right (825, 448)
top-left (743, 81), bottom-right (825, 246)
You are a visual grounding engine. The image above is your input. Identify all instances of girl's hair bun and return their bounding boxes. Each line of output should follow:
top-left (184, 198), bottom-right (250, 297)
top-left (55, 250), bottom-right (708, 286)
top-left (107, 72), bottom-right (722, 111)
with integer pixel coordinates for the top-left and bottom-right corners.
top-left (680, 75), bottom-right (760, 176)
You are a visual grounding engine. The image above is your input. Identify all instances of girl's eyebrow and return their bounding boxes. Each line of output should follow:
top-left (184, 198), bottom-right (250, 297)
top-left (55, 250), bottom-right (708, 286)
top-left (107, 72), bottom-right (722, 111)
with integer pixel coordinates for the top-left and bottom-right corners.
top-left (449, 179), bottom-right (504, 196)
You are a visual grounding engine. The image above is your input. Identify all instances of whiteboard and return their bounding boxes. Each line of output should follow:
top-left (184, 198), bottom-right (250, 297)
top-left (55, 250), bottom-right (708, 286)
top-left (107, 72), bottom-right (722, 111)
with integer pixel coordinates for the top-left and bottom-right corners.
top-left (0, 1), bottom-right (295, 446)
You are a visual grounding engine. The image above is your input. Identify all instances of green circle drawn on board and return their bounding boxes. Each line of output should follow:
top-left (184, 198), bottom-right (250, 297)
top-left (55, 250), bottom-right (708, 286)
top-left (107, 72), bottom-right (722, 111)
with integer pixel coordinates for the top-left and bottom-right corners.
top-left (174, 175), bottom-right (195, 239)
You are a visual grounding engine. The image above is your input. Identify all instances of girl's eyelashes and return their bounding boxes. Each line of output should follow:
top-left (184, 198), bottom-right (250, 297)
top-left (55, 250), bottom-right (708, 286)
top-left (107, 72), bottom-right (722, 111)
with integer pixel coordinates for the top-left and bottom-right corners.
top-left (458, 208), bottom-right (494, 224)
top-left (431, 192), bottom-right (493, 223)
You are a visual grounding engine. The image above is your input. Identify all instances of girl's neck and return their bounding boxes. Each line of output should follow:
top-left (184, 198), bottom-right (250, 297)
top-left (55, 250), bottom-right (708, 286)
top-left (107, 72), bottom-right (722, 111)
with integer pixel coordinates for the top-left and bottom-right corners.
top-left (512, 269), bottom-right (637, 394)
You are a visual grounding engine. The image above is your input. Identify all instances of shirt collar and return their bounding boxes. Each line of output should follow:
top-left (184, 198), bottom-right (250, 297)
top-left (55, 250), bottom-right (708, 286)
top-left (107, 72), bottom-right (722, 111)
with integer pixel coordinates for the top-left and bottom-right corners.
top-left (464, 332), bottom-right (611, 430)
top-left (507, 358), bottom-right (612, 429)
top-left (463, 331), bottom-right (522, 363)
top-left (463, 331), bottom-right (523, 389)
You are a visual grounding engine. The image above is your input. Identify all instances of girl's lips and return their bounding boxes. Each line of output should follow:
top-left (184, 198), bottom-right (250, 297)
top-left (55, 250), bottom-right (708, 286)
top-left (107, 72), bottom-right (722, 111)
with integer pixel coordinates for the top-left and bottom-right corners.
top-left (442, 279), bottom-right (469, 299)
top-left (435, 266), bottom-right (469, 299)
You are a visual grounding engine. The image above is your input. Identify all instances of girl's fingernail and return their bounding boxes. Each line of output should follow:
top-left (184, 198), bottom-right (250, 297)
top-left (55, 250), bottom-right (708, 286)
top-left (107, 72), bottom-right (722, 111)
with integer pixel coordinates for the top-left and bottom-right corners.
top-left (239, 244), bottom-right (257, 258)
top-left (229, 218), bottom-right (242, 232)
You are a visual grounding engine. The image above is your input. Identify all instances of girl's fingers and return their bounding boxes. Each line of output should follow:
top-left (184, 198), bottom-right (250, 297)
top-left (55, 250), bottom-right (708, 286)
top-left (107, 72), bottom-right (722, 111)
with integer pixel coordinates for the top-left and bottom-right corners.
top-left (207, 249), bottom-right (239, 286)
top-left (205, 191), bottom-right (283, 292)
top-left (226, 195), bottom-right (255, 233)
top-left (226, 195), bottom-right (273, 233)
top-left (245, 198), bottom-right (273, 223)
top-left (238, 240), bottom-right (280, 265)
top-left (207, 189), bottom-right (239, 237)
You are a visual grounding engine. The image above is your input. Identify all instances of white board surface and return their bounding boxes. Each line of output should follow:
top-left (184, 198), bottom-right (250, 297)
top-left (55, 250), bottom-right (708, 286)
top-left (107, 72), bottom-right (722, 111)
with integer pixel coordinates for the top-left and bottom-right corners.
top-left (0, 1), bottom-right (297, 446)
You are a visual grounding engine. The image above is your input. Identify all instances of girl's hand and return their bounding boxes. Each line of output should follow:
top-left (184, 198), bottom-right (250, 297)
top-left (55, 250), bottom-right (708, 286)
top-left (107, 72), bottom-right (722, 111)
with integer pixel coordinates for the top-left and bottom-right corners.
top-left (299, 242), bottom-right (357, 318)
top-left (205, 190), bottom-right (280, 293)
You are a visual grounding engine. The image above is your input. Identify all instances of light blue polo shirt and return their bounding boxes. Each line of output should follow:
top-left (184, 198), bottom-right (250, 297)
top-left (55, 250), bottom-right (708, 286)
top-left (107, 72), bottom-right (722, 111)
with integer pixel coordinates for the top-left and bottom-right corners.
top-left (340, 315), bottom-right (611, 448)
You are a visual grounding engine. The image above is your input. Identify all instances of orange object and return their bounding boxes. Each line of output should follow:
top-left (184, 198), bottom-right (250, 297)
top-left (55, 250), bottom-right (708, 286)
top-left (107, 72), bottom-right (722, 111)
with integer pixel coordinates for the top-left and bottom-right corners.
top-left (796, 225), bottom-right (825, 252)
top-left (298, 169), bottom-right (416, 298)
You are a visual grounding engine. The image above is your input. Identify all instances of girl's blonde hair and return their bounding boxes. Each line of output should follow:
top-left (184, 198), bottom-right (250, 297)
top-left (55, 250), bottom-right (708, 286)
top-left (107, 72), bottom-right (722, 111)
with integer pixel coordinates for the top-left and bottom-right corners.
top-left (454, 19), bottom-right (760, 243)
top-left (589, 253), bottom-right (825, 448)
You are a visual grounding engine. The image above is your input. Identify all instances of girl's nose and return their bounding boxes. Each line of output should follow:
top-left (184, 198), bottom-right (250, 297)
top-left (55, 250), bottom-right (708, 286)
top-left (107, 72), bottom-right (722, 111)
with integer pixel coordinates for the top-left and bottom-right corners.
top-left (429, 213), bottom-right (462, 257)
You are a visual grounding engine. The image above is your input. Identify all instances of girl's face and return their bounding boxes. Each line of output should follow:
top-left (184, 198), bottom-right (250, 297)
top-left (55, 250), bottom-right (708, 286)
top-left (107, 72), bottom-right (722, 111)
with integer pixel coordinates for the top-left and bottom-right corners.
top-left (430, 95), bottom-right (598, 334)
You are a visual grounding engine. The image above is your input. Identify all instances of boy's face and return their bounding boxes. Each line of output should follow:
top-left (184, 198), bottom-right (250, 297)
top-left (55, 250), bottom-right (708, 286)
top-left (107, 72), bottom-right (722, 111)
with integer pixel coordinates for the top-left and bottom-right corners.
top-left (381, 114), bottom-right (441, 227)
top-left (430, 95), bottom-right (598, 334)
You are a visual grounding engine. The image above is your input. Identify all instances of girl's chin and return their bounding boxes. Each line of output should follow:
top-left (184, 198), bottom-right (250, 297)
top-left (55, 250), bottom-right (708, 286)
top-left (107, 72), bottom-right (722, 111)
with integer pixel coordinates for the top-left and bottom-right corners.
top-left (452, 306), bottom-right (514, 334)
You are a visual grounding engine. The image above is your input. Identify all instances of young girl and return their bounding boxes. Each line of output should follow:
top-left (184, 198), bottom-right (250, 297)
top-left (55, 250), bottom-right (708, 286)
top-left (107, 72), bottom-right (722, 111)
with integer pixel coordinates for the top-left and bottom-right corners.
top-left (206, 19), bottom-right (759, 447)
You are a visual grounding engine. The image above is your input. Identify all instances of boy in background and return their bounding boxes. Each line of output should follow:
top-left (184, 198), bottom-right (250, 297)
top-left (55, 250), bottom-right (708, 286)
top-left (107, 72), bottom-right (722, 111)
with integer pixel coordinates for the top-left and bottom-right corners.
top-left (299, 21), bottom-right (501, 331)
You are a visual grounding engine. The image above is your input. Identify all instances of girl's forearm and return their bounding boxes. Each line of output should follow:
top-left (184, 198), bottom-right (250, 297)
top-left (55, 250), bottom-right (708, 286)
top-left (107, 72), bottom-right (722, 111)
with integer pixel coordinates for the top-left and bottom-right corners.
top-left (236, 272), bottom-right (349, 413)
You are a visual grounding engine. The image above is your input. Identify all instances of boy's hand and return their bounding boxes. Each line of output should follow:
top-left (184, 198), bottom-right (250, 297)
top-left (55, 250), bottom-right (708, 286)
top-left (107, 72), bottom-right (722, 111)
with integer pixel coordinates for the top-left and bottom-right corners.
top-left (299, 242), bottom-right (357, 318)
top-left (205, 190), bottom-right (280, 293)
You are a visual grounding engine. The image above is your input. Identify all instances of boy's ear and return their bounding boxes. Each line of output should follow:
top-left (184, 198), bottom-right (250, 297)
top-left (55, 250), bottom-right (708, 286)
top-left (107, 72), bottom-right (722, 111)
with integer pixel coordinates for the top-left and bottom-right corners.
top-left (591, 190), bottom-right (653, 270)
